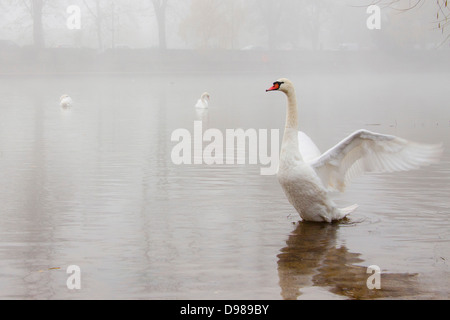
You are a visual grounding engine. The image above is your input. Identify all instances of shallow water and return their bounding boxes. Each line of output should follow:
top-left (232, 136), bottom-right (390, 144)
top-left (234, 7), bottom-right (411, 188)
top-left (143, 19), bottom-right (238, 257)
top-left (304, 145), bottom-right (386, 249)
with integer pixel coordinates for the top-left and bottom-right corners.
top-left (0, 73), bottom-right (448, 299)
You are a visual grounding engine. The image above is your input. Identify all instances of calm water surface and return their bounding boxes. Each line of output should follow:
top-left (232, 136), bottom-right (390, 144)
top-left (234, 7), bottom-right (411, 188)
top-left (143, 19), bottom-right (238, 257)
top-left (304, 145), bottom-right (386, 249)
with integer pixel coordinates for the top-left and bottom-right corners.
top-left (0, 73), bottom-right (448, 299)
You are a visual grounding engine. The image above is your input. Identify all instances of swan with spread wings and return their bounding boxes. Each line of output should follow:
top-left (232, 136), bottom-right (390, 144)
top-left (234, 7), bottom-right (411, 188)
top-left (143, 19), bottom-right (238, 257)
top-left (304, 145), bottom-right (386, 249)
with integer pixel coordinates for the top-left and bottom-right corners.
top-left (266, 78), bottom-right (443, 222)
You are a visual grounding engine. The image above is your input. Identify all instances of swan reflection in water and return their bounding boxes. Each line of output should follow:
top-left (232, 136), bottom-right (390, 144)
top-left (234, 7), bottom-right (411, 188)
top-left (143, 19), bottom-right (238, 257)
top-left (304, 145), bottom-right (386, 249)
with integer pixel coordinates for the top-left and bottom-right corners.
top-left (277, 221), bottom-right (421, 300)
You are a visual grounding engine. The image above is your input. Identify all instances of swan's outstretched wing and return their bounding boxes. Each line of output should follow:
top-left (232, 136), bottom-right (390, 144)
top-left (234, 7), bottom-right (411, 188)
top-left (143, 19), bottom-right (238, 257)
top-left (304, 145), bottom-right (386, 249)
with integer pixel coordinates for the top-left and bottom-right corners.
top-left (310, 129), bottom-right (443, 192)
top-left (298, 131), bottom-right (321, 163)
top-left (195, 99), bottom-right (208, 109)
top-left (195, 99), bottom-right (203, 108)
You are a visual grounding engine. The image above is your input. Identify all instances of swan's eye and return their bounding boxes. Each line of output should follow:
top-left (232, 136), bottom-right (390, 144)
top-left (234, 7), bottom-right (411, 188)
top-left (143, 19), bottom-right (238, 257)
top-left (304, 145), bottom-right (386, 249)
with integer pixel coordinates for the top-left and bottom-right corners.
top-left (266, 81), bottom-right (284, 92)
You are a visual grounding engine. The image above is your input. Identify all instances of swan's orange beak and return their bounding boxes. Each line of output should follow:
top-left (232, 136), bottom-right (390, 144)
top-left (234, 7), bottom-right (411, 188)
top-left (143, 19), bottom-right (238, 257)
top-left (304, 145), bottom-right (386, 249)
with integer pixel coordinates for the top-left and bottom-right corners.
top-left (266, 83), bottom-right (279, 92)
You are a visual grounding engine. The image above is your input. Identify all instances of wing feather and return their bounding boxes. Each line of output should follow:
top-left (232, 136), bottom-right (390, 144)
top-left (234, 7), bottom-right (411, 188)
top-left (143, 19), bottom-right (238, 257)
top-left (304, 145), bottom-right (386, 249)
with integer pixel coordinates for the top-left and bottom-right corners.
top-left (298, 131), bottom-right (322, 162)
top-left (310, 129), bottom-right (443, 192)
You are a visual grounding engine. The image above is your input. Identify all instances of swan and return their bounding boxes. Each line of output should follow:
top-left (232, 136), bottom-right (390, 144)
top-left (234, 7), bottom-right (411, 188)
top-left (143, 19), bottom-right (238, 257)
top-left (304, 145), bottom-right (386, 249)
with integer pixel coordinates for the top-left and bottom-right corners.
top-left (195, 92), bottom-right (210, 109)
top-left (266, 78), bottom-right (443, 222)
top-left (60, 94), bottom-right (73, 108)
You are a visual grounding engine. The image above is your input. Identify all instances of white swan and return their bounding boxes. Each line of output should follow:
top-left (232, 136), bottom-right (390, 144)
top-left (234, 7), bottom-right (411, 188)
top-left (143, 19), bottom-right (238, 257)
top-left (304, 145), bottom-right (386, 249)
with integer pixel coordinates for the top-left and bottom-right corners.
top-left (267, 78), bottom-right (443, 222)
top-left (195, 92), bottom-right (210, 109)
top-left (60, 94), bottom-right (73, 108)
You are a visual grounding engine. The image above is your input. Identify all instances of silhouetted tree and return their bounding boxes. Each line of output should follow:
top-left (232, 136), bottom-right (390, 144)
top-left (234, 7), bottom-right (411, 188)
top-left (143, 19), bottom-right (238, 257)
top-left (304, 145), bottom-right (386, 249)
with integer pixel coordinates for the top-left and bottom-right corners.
top-left (375, 0), bottom-right (450, 45)
top-left (254, 0), bottom-right (283, 50)
top-left (83, 0), bottom-right (105, 50)
top-left (179, 0), bottom-right (247, 50)
top-left (16, 0), bottom-right (46, 48)
top-left (31, 0), bottom-right (45, 47)
top-left (151, 0), bottom-right (168, 50)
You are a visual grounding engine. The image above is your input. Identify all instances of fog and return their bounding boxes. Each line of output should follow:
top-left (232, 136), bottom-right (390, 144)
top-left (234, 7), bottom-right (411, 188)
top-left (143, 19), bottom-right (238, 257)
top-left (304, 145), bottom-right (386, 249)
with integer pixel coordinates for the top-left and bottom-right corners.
top-left (0, 0), bottom-right (449, 301)
top-left (1, 0), bottom-right (449, 75)
top-left (0, 0), bottom-right (448, 49)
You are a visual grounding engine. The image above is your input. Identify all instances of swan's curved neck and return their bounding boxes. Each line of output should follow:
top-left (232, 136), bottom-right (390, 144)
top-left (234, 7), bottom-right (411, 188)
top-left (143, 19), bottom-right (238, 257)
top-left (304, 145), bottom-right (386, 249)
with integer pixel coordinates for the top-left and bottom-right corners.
top-left (281, 89), bottom-right (302, 162)
top-left (285, 90), bottom-right (298, 129)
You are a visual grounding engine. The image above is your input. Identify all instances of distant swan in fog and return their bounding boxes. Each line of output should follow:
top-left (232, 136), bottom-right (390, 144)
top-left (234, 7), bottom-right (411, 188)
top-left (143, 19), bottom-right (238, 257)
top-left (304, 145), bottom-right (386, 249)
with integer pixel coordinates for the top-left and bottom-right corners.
top-left (266, 78), bottom-right (443, 222)
top-left (60, 95), bottom-right (73, 108)
top-left (195, 92), bottom-right (210, 109)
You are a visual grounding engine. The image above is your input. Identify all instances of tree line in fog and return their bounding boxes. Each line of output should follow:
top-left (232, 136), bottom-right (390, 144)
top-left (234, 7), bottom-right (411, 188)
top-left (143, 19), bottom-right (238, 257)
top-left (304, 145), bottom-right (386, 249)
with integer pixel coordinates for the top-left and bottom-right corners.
top-left (0, 0), bottom-right (448, 51)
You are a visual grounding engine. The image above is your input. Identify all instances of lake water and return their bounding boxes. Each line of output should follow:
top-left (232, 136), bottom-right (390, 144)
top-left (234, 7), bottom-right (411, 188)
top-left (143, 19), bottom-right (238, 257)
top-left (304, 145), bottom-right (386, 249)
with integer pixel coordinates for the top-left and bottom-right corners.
top-left (0, 72), bottom-right (449, 299)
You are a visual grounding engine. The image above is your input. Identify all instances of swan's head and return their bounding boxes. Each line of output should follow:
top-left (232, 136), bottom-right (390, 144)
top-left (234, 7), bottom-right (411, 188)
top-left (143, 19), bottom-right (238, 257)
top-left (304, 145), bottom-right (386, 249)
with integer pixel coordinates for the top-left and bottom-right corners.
top-left (266, 78), bottom-right (294, 95)
top-left (201, 92), bottom-right (210, 101)
top-left (60, 94), bottom-right (70, 101)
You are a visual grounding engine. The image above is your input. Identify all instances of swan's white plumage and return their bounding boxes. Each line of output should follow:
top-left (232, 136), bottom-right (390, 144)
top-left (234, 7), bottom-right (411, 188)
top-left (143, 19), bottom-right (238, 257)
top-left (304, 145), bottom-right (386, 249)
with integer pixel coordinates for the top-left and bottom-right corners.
top-left (60, 95), bottom-right (73, 108)
top-left (309, 130), bottom-right (443, 192)
top-left (268, 78), bottom-right (443, 222)
top-left (298, 131), bottom-right (321, 162)
top-left (195, 92), bottom-right (210, 109)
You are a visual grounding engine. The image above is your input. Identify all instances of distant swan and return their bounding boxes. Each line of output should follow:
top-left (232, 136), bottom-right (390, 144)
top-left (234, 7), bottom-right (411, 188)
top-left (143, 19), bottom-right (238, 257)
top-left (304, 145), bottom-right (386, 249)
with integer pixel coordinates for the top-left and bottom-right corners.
top-left (195, 92), bottom-right (210, 109)
top-left (60, 95), bottom-right (73, 108)
top-left (266, 78), bottom-right (443, 222)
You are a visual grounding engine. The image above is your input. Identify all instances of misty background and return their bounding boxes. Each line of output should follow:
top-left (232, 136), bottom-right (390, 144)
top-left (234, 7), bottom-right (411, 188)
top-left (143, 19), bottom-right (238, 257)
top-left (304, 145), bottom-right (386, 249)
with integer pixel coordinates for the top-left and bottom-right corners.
top-left (0, 0), bottom-right (449, 74)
